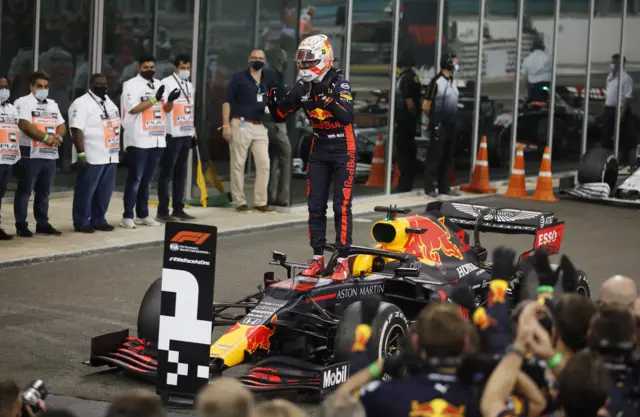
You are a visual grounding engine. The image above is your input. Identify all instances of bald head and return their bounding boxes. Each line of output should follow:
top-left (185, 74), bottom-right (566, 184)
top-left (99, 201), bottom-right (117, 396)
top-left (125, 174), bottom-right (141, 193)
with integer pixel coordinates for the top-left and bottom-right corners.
top-left (599, 275), bottom-right (637, 306)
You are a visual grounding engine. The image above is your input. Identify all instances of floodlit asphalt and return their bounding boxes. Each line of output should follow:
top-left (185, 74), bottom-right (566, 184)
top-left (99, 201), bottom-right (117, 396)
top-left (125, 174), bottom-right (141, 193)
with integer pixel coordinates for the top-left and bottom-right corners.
top-left (1, 195), bottom-right (639, 415)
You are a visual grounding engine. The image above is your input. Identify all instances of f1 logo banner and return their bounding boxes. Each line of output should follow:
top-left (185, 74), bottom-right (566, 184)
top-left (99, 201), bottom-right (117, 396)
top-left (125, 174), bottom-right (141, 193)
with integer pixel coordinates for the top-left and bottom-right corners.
top-left (156, 222), bottom-right (217, 402)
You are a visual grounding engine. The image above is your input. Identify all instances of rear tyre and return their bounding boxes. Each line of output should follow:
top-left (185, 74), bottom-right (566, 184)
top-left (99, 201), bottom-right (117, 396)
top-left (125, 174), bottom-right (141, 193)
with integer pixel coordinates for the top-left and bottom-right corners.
top-left (137, 277), bottom-right (162, 346)
top-left (577, 147), bottom-right (618, 191)
top-left (334, 301), bottom-right (409, 363)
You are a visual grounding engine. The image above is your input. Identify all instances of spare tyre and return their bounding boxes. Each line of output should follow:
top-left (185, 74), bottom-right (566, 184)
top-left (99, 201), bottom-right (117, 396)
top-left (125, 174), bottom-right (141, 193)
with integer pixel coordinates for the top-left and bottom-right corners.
top-left (137, 277), bottom-right (162, 346)
top-left (577, 147), bottom-right (618, 191)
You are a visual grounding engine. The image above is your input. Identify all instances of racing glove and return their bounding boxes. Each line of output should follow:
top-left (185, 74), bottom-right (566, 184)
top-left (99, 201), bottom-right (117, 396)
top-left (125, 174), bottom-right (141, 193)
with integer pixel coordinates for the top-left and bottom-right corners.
top-left (155, 85), bottom-right (165, 102)
top-left (558, 255), bottom-right (579, 293)
top-left (485, 247), bottom-right (517, 353)
top-left (167, 88), bottom-right (180, 102)
top-left (450, 287), bottom-right (477, 320)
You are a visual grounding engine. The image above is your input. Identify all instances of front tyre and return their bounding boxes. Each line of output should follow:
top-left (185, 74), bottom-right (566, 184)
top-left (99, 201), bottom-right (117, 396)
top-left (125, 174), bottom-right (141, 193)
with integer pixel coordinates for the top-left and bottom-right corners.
top-left (334, 301), bottom-right (409, 364)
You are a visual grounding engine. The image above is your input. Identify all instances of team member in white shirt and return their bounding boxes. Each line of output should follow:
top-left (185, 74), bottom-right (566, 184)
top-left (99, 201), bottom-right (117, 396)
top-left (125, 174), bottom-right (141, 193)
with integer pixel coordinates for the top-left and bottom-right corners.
top-left (0, 76), bottom-right (20, 240)
top-left (69, 73), bottom-right (121, 233)
top-left (521, 38), bottom-right (552, 102)
top-left (120, 55), bottom-right (180, 229)
top-left (156, 54), bottom-right (197, 222)
top-left (14, 72), bottom-right (66, 237)
top-left (601, 54), bottom-right (634, 161)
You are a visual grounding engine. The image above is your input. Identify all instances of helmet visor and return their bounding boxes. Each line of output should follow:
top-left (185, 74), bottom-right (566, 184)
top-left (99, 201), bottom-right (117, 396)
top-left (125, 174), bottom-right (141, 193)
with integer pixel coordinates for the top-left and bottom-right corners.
top-left (295, 50), bottom-right (320, 69)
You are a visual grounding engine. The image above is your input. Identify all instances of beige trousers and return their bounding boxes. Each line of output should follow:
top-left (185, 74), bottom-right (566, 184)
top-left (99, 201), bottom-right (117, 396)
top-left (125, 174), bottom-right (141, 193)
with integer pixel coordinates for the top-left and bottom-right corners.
top-left (230, 118), bottom-right (270, 207)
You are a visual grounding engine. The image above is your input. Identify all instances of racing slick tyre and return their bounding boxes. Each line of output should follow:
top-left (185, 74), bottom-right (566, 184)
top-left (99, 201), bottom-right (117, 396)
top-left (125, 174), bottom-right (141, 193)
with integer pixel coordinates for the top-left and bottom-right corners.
top-left (333, 301), bottom-right (409, 363)
top-left (577, 147), bottom-right (618, 191)
top-left (137, 277), bottom-right (162, 346)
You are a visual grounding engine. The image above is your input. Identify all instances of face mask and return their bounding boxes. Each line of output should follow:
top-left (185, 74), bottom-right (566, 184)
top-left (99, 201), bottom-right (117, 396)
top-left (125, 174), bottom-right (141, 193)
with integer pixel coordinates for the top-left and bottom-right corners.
top-left (140, 70), bottom-right (155, 80)
top-left (34, 89), bottom-right (48, 101)
top-left (454, 64), bottom-right (460, 73)
top-left (250, 61), bottom-right (265, 71)
top-left (178, 70), bottom-right (190, 80)
top-left (92, 86), bottom-right (108, 99)
top-left (0, 89), bottom-right (9, 102)
top-left (610, 63), bottom-right (616, 72)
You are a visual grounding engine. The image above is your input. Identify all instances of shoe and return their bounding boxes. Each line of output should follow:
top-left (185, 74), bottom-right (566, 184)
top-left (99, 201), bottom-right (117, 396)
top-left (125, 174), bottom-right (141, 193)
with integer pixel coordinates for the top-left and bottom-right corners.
top-left (36, 223), bottom-right (62, 236)
top-left (74, 225), bottom-right (95, 233)
top-left (254, 205), bottom-right (275, 213)
top-left (93, 224), bottom-right (115, 232)
top-left (0, 228), bottom-right (13, 240)
top-left (16, 223), bottom-right (33, 237)
top-left (426, 191), bottom-right (439, 198)
top-left (301, 256), bottom-right (325, 277)
top-left (156, 214), bottom-right (175, 223)
top-left (236, 204), bottom-right (250, 212)
top-left (172, 211), bottom-right (197, 220)
top-left (135, 217), bottom-right (160, 227)
top-left (331, 257), bottom-right (350, 281)
top-left (120, 218), bottom-right (137, 229)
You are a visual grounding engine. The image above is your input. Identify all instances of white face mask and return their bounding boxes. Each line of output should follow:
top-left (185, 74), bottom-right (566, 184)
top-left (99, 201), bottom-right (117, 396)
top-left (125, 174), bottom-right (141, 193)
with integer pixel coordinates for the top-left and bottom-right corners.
top-left (0, 89), bottom-right (9, 102)
top-left (178, 70), bottom-right (190, 80)
top-left (34, 89), bottom-right (49, 101)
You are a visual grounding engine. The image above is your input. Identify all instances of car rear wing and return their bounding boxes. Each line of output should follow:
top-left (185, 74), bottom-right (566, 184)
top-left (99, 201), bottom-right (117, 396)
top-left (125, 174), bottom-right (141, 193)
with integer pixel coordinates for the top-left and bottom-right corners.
top-left (563, 86), bottom-right (607, 101)
top-left (426, 201), bottom-right (566, 255)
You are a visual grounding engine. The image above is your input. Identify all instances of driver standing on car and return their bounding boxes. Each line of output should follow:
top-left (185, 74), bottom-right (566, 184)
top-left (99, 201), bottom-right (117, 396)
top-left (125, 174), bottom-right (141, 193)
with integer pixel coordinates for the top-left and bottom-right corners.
top-left (267, 34), bottom-right (355, 281)
top-left (422, 53), bottom-right (460, 198)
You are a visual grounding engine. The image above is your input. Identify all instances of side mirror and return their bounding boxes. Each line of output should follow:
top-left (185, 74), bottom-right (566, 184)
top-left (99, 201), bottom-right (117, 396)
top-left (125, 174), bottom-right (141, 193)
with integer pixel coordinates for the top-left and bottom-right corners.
top-left (272, 251), bottom-right (287, 264)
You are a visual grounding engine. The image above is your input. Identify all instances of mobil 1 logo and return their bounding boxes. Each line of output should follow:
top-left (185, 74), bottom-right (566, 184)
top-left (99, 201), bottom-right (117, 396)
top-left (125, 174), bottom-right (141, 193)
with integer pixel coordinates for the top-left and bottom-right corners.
top-left (321, 362), bottom-right (350, 394)
top-left (156, 222), bottom-right (218, 404)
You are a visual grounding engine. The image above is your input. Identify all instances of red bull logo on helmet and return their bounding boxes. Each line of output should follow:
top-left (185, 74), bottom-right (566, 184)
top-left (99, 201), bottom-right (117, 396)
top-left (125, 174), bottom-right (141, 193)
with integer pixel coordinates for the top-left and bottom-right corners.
top-left (403, 216), bottom-right (463, 266)
top-left (409, 399), bottom-right (466, 417)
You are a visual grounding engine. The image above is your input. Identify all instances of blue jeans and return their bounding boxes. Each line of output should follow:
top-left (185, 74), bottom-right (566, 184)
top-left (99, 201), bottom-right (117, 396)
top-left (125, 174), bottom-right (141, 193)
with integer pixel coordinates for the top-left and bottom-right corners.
top-left (72, 163), bottom-right (117, 229)
top-left (13, 158), bottom-right (56, 227)
top-left (122, 146), bottom-right (164, 219)
top-left (0, 164), bottom-right (12, 226)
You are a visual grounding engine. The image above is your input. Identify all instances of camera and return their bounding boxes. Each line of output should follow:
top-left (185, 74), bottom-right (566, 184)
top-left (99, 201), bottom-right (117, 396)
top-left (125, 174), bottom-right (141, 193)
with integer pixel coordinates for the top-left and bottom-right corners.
top-left (21, 380), bottom-right (47, 414)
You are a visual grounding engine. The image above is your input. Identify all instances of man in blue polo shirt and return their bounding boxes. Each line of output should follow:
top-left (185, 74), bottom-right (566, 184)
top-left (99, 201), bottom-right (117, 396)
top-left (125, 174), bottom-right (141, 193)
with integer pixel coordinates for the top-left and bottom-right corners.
top-left (221, 49), bottom-right (272, 213)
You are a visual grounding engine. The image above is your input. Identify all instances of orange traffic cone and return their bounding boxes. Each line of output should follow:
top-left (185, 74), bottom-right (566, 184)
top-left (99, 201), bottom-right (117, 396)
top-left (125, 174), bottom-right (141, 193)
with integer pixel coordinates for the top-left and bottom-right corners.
top-left (365, 134), bottom-right (386, 187)
top-left (529, 146), bottom-right (557, 202)
top-left (460, 136), bottom-right (497, 194)
top-left (392, 164), bottom-right (400, 188)
top-left (503, 144), bottom-right (528, 199)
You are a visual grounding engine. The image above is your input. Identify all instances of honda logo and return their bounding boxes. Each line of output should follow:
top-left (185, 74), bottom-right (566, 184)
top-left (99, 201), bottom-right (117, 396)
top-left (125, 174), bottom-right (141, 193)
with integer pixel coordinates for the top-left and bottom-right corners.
top-left (322, 365), bottom-right (349, 389)
top-left (171, 231), bottom-right (211, 245)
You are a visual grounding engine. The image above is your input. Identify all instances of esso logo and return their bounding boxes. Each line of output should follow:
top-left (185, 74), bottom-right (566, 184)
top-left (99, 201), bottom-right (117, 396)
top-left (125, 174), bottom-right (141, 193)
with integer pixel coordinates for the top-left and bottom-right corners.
top-left (537, 230), bottom-right (558, 246)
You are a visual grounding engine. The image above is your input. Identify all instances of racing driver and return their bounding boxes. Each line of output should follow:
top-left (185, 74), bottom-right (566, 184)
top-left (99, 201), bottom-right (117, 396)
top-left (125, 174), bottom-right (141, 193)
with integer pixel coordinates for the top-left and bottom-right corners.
top-left (267, 34), bottom-right (355, 280)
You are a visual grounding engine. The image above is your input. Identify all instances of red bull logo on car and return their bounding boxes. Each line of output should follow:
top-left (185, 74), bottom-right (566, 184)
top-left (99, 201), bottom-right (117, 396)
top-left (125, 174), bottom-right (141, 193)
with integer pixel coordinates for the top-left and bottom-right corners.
top-left (210, 322), bottom-right (276, 367)
top-left (403, 216), bottom-right (463, 266)
top-left (409, 399), bottom-right (466, 417)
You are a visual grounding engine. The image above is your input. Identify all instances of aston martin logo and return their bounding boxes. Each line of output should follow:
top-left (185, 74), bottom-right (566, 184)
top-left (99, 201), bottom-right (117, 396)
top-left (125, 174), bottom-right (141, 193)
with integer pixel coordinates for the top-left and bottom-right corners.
top-left (451, 203), bottom-right (540, 222)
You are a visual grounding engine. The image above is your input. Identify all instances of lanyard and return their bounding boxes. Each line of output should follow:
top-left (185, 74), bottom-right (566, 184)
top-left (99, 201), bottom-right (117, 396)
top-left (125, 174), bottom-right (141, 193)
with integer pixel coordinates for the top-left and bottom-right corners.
top-left (89, 92), bottom-right (110, 119)
top-left (172, 74), bottom-right (191, 104)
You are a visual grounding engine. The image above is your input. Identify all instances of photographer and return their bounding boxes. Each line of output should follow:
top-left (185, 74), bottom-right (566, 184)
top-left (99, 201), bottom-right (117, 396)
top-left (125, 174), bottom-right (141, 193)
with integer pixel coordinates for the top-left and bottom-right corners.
top-left (338, 303), bottom-right (473, 417)
top-left (589, 303), bottom-right (638, 417)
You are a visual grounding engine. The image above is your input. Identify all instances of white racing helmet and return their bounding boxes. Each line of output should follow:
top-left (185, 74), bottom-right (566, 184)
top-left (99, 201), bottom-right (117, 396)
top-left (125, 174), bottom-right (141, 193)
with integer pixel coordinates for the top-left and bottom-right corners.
top-left (295, 34), bottom-right (334, 82)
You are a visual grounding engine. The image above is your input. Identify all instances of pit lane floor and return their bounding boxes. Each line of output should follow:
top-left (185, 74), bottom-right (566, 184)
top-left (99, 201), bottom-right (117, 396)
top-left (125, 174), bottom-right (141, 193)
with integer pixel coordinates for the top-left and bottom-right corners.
top-left (1, 196), bottom-right (639, 415)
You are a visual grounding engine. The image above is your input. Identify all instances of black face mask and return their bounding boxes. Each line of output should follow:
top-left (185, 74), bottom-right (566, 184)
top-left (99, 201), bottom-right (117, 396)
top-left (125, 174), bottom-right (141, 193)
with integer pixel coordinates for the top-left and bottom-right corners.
top-left (250, 61), bottom-right (264, 71)
top-left (140, 70), bottom-right (155, 80)
top-left (91, 86), bottom-right (107, 99)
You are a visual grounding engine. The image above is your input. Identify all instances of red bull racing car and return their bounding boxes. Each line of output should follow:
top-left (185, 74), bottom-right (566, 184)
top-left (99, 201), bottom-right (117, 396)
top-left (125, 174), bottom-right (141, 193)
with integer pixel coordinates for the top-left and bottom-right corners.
top-left (86, 201), bottom-right (589, 396)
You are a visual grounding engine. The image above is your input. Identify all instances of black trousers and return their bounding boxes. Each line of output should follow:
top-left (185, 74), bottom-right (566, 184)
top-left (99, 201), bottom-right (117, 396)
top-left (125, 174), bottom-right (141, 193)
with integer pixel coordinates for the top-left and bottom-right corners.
top-left (157, 135), bottom-right (192, 216)
top-left (307, 133), bottom-right (356, 257)
top-left (424, 123), bottom-right (455, 194)
top-left (600, 106), bottom-right (636, 162)
top-left (395, 121), bottom-right (417, 192)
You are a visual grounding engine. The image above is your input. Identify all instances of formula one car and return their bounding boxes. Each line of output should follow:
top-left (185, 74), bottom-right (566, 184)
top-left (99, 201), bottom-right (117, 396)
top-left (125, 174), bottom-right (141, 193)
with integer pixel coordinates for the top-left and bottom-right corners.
top-left (559, 146), bottom-right (640, 207)
top-left (86, 201), bottom-right (589, 395)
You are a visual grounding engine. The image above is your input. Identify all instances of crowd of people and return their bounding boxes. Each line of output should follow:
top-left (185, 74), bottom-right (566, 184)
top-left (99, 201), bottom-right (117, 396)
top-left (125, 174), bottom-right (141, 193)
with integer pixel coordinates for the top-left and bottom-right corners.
top-left (1, 246), bottom-right (638, 417)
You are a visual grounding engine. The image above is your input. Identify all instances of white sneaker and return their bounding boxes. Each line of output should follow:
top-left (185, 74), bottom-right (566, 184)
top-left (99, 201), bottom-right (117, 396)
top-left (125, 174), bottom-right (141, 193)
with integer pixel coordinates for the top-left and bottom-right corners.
top-left (120, 218), bottom-right (136, 229)
top-left (135, 217), bottom-right (161, 227)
